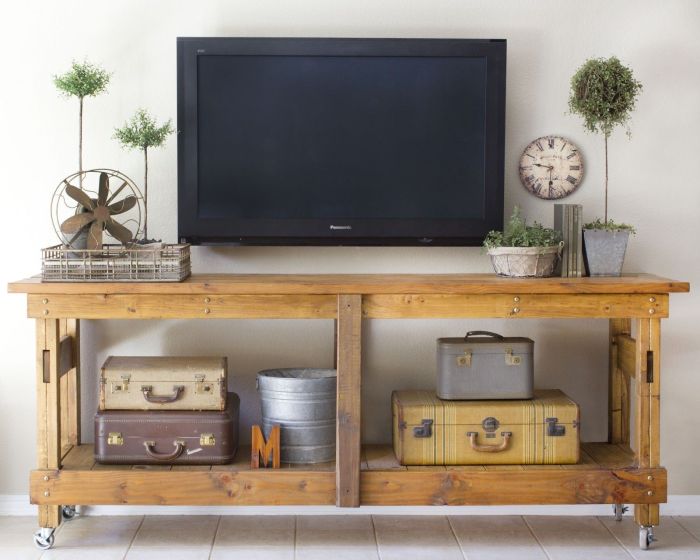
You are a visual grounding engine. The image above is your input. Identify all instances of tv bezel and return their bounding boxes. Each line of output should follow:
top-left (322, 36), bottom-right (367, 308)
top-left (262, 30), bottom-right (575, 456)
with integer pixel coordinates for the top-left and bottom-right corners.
top-left (177, 37), bottom-right (506, 246)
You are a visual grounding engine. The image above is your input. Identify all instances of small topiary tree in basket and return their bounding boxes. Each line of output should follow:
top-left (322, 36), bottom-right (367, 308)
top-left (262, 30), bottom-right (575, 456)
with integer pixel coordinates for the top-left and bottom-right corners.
top-left (114, 109), bottom-right (174, 243)
top-left (54, 60), bottom-right (111, 184)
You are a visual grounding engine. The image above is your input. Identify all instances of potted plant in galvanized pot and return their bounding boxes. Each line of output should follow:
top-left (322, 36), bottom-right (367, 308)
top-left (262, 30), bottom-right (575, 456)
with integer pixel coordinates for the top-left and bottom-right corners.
top-left (484, 207), bottom-right (563, 278)
top-left (568, 56), bottom-right (642, 276)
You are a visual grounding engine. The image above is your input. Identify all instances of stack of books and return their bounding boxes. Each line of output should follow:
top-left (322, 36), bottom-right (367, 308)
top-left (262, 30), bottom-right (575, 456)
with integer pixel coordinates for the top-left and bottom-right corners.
top-left (553, 204), bottom-right (583, 277)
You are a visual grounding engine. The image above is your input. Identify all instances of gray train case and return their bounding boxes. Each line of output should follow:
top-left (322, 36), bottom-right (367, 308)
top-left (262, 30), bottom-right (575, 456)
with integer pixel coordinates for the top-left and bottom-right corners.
top-left (436, 331), bottom-right (534, 400)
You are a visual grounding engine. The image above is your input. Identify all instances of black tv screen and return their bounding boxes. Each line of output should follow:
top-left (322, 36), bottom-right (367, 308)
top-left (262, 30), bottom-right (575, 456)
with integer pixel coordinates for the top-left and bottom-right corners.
top-left (178, 38), bottom-right (506, 245)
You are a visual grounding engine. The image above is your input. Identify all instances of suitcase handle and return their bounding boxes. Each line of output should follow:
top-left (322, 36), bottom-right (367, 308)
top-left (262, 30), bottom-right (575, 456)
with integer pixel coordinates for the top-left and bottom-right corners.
top-left (464, 331), bottom-right (504, 340)
top-left (143, 440), bottom-right (186, 461)
top-left (466, 431), bottom-right (512, 452)
top-left (141, 385), bottom-right (185, 404)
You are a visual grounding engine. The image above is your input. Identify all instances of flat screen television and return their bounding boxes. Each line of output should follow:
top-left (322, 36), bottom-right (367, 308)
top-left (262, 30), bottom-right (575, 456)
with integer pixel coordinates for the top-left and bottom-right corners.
top-left (177, 37), bottom-right (506, 246)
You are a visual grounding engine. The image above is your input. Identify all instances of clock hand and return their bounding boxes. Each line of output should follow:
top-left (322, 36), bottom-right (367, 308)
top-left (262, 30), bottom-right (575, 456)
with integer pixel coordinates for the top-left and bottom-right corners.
top-left (534, 163), bottom-right (555, 171)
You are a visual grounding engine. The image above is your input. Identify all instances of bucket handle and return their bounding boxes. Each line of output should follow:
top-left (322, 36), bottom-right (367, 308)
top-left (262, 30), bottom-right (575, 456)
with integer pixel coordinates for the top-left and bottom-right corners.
top-left (464, 331), bottom-right (504, 341)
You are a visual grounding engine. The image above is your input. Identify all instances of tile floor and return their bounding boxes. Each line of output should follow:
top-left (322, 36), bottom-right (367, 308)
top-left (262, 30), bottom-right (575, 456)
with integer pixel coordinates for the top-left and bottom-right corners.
top-left (1, 514), bottom-right (700, 559)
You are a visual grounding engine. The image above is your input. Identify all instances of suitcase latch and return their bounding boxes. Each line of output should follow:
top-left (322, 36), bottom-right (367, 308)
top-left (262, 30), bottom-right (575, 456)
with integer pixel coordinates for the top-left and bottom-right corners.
top-left (194, 374), bottom-right (213, 394)
top-left (505, 349), bottom-right (522, 366)
top-left (111, 374), bottom-right (131, 393)
top-left (482, 416), bottom-right (500, 432)
top-left (413, 419), bottom-right (433, 438)
top-left (200, 433), bottom-right (216, 446)
top-left (456, 350), bottom-right (472, 367)
top-left (107, 432), bottom-right (124, 446)
top-left (546, 417), bottom-right (566, 437)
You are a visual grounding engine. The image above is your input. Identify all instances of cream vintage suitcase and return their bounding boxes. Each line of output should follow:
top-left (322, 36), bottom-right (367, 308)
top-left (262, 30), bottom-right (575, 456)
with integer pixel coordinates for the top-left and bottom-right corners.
top-left (392, 389), bottom-right (579, 465)
top-left (99, 356), bottom-right (227, 411)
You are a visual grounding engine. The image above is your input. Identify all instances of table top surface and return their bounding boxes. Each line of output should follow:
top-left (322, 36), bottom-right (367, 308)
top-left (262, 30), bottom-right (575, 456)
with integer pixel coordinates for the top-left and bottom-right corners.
top-left (7, 273), bottom-right (690, 295)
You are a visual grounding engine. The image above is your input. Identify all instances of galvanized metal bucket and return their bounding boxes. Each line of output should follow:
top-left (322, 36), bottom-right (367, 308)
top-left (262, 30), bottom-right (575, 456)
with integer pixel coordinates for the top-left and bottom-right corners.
top-left (583, 229), bottom-right (630, 276)
top-left (257, 368), bottom-right (337, 464)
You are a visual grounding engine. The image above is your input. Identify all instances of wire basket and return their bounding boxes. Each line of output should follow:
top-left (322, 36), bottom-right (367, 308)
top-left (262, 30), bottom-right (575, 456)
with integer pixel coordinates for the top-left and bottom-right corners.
top-left (41, 244), bottom-right (191, 282)
top-left (487, 244), bottom-right (563, 278)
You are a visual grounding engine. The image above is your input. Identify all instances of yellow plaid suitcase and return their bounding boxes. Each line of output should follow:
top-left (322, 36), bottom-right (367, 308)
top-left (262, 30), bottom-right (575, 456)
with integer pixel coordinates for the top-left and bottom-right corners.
top-left (392, 389), bottom-right (579, 465)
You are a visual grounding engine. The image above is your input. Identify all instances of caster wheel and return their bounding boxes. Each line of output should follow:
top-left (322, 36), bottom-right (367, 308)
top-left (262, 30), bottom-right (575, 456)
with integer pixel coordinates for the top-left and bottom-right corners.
top-left (33, 529), bottom-right (55, 550)
top-left (613, 503), bottom-right (628, 521)
top-left (62, 505), bottom-right (78, 520)
top-left (639, 526), bottom-right (656, 550)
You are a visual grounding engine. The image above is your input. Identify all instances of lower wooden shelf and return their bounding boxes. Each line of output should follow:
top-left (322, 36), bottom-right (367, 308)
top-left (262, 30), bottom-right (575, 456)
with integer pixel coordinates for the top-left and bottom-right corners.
top-left (30, 442), bottom-right (665, 507)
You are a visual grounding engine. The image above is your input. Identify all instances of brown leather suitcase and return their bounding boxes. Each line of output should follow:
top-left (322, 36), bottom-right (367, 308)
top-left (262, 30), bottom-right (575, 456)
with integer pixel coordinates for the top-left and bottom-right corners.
top-left (95, 393), bottom-right (239, 465)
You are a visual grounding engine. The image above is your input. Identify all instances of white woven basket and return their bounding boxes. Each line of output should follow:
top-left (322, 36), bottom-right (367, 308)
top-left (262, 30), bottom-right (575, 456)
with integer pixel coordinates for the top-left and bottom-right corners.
top-left (487, 244), bottom-right (563, 278)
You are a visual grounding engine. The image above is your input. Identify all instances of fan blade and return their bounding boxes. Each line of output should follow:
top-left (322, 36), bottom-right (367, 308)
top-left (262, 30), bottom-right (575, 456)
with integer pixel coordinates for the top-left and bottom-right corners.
top-left (98, 172), bottom-right (109, 206)
top-left (106, 181), bottom-right (128, 205)
top-left (87, 221), bottom-right (103, 251)
top-left (107, 196), bottom-right (137, 215)
top-left (65, 183), bottom-right (96, 211)
top-left (60, 212), bottom-right (95, 233)
top-left (105, 219), bottom-right (133, 244)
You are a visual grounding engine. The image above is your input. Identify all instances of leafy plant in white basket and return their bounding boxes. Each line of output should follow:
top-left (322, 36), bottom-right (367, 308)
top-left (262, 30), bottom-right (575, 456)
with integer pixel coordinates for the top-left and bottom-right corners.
top-left (484, 207), bottom-right (563, 278)
top-left (568, 56), bottom-right (642, 276)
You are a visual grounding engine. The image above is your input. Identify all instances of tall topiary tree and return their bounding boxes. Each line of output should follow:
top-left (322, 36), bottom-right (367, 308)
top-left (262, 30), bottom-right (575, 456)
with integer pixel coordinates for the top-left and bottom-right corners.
top-left (568, 57), bottom-right (642, 225)
top-left (114, 109), bottom-right (174, 242)
top-left (54, 60), bottom-right (111, 182)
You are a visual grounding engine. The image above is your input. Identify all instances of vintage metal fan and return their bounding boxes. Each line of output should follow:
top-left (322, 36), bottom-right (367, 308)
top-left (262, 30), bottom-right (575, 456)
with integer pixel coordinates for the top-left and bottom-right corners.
top-left (51, 169), bottom-right (144, 250)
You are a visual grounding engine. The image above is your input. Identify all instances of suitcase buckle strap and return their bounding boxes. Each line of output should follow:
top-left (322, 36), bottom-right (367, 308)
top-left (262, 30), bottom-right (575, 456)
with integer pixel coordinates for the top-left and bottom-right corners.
top-left (466, 431), bottom-right (512, 452)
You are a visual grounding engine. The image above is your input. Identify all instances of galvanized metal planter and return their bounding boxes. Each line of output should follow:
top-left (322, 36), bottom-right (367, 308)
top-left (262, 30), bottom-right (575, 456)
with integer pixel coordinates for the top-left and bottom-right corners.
top-left (583, 229), bottom-right (630, 277)
top-left (257, 368), bottom-right (337, 464)
top-left (487, 244), bottom-right (562, 278)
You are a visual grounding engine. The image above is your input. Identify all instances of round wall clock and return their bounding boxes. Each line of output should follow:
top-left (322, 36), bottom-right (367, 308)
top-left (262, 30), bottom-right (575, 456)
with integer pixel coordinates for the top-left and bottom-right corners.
top-left (519, 136), bottom-right (584, 199)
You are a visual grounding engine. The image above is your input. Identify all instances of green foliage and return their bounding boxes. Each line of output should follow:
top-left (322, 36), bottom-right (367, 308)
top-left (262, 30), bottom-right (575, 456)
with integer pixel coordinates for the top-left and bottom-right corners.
top-left (113, 109), bottom-right (174, 151)
top-left (583, 218), bottom-right (636, 234)
top-left (54, 60), bottom-right (111, 99)
top-left (568, 57), bottom-right (642, 138)
top-left (484, 207), bottom-right (562, 250)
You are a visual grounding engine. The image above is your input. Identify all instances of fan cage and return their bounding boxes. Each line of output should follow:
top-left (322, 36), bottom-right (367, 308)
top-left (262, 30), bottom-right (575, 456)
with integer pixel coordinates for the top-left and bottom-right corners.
top-left (51, 168), bottom-right (145, 249)
top-left (41, 244), bottom-right (190, 282)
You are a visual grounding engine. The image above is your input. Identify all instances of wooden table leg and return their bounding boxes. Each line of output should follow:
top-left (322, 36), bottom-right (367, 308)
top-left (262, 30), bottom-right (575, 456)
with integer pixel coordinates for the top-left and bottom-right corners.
top-left (66, 318), bottom-right (81, 447)
top-left (609, 319), bottom-right (631, 445)
top-left (336, 294), bottom-right (362, 507)
top-left (634, 317), bottom-right (661, 528)
top-left (36, 319), bottom-right (62, 529)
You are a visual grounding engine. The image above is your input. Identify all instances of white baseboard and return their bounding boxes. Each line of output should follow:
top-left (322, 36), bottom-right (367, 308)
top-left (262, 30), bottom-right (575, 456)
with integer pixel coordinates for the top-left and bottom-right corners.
top-left (2, 495), bottom-right (700, 517)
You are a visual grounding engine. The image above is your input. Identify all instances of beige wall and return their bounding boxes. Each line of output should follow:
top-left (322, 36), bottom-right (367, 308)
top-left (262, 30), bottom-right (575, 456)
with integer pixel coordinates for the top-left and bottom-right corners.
top-left (0, 0), bottom-right (698, 495)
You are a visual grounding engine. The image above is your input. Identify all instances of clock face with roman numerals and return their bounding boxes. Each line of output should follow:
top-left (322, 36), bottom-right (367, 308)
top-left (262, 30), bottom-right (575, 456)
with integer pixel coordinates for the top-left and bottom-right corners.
top-left (519, 136), bottom-right (584, 199)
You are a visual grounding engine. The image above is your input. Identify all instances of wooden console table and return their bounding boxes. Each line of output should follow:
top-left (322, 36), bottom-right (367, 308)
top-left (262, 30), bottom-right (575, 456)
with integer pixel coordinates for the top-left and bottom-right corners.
top-left (8, 273), bottom-right (689, 549)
